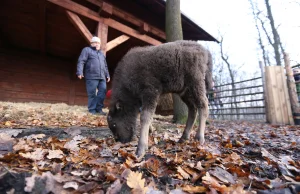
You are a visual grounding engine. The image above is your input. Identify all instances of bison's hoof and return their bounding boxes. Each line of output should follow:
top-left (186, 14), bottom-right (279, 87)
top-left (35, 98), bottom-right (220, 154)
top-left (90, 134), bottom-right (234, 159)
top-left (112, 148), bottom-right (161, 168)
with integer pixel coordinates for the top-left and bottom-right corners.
top-left (195, 135), bottom-right (205, 145)
top-left (136, 148), bottom-right (146, 158)
top-left (178, 138), bottom-right (188, 143)
top-left (136, 143), bottom-right (148, 158)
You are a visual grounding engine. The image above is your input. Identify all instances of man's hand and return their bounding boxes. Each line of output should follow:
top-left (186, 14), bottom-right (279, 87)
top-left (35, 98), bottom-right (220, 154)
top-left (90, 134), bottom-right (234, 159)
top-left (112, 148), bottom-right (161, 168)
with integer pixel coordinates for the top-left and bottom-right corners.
top-left (107, 77), bottom-right (110, 82)
top-left (78, 75), bottom-right (84, 79)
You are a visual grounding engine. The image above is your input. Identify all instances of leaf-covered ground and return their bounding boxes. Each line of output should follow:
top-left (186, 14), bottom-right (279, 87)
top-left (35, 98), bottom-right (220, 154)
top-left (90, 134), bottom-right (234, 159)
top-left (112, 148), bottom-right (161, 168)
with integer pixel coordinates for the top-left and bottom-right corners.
top-left (0, 102), bottom-right (299, 194)
top-left (0, 102), bottom-right (108, 128)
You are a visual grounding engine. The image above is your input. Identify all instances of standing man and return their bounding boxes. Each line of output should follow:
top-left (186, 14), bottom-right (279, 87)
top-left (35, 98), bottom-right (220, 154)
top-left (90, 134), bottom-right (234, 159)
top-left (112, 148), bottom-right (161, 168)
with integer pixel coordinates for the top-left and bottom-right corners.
top-left (77, 36), bottom-right (110, 115)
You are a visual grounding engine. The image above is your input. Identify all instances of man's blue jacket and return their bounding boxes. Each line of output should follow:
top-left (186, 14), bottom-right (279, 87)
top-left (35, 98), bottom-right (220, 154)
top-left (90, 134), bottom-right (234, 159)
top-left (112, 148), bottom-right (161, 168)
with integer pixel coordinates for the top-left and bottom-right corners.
top-left (76, 46), bottom-right (110, 80)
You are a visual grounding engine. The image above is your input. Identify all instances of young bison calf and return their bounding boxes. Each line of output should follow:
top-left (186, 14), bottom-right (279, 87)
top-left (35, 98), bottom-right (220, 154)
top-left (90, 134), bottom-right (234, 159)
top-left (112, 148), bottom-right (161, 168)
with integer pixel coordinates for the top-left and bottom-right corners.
top-left (107, 40), bottom-right (213, 157)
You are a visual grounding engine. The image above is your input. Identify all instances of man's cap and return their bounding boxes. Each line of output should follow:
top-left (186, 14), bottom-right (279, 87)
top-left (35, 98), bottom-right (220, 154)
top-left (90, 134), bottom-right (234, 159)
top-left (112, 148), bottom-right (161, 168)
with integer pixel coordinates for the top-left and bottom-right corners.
top-left (91, 36), bottom-right (101, 43)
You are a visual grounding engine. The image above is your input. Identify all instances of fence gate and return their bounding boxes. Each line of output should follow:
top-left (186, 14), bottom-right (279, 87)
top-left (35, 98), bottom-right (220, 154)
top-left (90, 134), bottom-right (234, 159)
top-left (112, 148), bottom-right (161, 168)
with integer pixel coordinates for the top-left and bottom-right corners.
top-left (208, 77), bottom-right (266, 121)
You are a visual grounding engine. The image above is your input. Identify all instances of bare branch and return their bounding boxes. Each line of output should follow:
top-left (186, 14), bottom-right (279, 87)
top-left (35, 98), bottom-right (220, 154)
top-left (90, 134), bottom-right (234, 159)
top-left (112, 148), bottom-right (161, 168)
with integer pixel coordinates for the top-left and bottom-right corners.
top-left (249, 0), bottom-right (270, 66)
top-left (258, 17), bottom-right (273, 46)
top-left (219, 35), bottom-right (239, 117)
top-left (265, 0), bottom-right (282, 66)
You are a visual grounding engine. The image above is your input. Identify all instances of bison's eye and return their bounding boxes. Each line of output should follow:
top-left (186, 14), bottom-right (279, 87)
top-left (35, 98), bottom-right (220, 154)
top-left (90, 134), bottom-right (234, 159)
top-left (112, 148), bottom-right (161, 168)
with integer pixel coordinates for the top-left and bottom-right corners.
top-left (112, 124), bottom-right (116, 128)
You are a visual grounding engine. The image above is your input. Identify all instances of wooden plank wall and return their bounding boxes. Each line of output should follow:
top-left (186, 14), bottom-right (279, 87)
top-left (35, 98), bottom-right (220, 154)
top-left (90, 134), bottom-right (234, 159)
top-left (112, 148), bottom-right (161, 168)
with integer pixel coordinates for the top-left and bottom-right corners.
top-left (0, 49), bottom-right (94, 106)
top-left (265, 66), bottom-right (294, 125)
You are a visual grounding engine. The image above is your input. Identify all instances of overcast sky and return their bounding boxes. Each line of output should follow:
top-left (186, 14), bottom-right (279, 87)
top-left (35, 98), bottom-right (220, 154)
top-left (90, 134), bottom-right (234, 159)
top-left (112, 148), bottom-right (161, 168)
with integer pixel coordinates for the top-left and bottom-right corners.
top-left (180, 0), bottom-right (300, 77)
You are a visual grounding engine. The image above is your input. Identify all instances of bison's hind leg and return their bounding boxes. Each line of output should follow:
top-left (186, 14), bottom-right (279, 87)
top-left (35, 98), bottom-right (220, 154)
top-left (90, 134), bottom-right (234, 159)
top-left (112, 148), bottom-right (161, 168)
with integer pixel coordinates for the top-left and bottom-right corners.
top-left (195, 96), bottom-right (209, 145)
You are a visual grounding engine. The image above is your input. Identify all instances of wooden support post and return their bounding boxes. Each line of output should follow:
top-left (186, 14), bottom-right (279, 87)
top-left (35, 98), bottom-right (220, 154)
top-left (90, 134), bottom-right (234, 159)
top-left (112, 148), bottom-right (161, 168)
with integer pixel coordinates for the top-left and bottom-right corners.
top-left (139, 23), bottom-right (149, 34)
top-left (259, 61), bottom-right (269, 123)
top-left (66, 11), bottom-right (93, 44)
top-left (96, 22), bottom-right (108, 55)
top-left (265, 66), bottom-right (294, 125)
top-left (284, 52), bottom-right (300, 114)
top-left (106, 35), bottom-right (130, 52)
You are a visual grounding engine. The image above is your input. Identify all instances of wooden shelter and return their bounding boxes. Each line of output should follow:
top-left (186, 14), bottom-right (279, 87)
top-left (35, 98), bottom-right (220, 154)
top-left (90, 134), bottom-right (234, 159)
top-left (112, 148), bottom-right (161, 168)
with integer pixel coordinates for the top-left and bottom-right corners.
top-left (0, 0), bottom-right (217, 106)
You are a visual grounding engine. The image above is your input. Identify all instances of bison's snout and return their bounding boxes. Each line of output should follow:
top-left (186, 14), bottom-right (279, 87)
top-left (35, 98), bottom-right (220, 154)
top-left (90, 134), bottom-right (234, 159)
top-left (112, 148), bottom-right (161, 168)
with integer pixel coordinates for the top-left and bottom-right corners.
top-left (113, 126), bottom-right (135, 143)
top-left (114, 134), bottom-right (131, 143)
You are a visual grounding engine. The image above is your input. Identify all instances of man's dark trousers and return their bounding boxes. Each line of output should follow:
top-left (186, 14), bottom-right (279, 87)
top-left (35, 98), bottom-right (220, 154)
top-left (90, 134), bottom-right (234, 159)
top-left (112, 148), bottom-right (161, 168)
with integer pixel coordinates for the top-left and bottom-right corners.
top-left (85, 79), bottom-right (106, 114)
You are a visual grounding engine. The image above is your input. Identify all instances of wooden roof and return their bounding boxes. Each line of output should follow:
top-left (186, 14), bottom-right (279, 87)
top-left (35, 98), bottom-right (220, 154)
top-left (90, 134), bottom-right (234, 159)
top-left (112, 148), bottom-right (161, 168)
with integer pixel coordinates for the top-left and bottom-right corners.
top-left (107, 0), bottom-right (218, 42)
top-left (0, 0), bottom-right (217, 67)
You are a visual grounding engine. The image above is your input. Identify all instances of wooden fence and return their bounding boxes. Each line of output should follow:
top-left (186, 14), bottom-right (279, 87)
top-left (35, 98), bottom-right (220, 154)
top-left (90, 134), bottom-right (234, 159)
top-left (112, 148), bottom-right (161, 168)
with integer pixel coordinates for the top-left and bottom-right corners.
top-left (209, 57), bottom-right (298, 125)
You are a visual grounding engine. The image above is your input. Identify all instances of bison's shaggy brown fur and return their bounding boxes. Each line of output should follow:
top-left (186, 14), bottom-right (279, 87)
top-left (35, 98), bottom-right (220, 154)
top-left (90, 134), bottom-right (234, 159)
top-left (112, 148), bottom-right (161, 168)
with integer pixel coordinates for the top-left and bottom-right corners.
top-left (107, 40), bottom-right (213, 157)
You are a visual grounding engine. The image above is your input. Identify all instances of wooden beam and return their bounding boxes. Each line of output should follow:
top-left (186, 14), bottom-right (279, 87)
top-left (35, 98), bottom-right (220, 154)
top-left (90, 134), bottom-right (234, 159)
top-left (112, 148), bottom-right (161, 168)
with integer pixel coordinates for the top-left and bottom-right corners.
top-left (47, 0), bottom-right (162, 45)
top-left (96, 22), bottom-right (108, 55)
top-left (39, 0), bottom-right (47, 54)
top-left (105, 18), bottom-right (161, 45)
top-left (66, 11), bottom-right (93, 44)
top-left (106, 35), bottom-right (130, 52)
top-left (85, 0), bottom-right (166, 40)
top-left (99, 2), bottom-right (112, 18)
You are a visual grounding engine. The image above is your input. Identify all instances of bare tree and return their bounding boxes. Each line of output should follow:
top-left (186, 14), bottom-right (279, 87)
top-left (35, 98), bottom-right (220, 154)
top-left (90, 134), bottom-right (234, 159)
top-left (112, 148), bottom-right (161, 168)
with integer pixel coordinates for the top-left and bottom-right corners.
top-left (265, 0), bottom-right (283, 66)
top-left (249, 0), bottom-right (270, 66)
top-left (220, 36), bottom-right (239, 119)
top-left (249, 0), bottom-right (285, 66)
top-left (165, 0), bottom-right (188, 123)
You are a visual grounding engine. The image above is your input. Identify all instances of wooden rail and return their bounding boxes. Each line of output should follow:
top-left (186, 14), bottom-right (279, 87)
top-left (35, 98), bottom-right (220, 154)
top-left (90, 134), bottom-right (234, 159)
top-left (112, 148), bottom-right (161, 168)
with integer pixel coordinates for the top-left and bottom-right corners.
top-left (210, 113), bottom-right (265, 115)
top-left (209, 106), bottom-right (265, 111)
top-left (215, 77), bottom-right (262, 87)
top-left (209, 85), bottom-right (263, 94)
top-left (217, 98), bottom-right (264, 105)
top-left (213, 92), bottom-right (263, 99)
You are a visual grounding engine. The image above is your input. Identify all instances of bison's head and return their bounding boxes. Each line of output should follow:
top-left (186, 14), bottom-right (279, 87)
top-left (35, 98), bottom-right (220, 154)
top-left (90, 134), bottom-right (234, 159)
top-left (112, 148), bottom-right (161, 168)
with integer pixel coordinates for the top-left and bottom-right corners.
top-left (107, 101), bottom-right (139, 143)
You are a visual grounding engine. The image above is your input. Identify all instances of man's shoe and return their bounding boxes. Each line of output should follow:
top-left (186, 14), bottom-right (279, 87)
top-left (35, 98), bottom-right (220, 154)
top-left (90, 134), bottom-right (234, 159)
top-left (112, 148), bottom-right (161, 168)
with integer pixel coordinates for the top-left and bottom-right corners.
top-left (97, 111), bottom-right (107, 116)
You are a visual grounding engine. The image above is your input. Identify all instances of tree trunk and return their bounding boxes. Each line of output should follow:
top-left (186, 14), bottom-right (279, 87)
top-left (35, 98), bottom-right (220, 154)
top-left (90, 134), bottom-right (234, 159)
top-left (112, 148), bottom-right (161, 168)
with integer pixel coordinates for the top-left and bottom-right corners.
top-left (156, 93), bottom-right (173, 115)
top-left (265, 0), bottom-right (281, 66)
top-left (166, 0), bottom-right (188, 123)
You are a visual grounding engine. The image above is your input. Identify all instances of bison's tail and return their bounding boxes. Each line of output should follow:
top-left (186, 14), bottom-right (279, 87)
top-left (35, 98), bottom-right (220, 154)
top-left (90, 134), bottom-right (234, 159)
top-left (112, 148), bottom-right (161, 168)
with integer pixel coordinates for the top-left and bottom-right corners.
top-left (205, 51), bottom-right (213, 91)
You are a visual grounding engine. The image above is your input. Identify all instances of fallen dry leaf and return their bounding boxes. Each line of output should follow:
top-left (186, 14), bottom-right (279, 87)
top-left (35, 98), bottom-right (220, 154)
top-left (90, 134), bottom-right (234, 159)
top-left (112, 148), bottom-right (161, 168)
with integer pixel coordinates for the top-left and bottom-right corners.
top-left (20, 148), bottom-right (48, 160)
top-left (106, 179), bottom-right (123, 194)
top-left (64, 140), bottom-right (80, 152)
top-left (126, 170), bottom-right (147, 193)
top-left (25, 134), bottom-right (46, 140)
top-left (47, 150), bottom-right (64, 159)
top-left (177, 166), bottom-right (191, 180)
top-left (261, 148), bottom-right (278, 163)
top-left (209, 167), bottom-right (236, 184)
top-left (182, 185), bottom-right (207, 193)
top-left (63, 181), bottom-right (79, 190)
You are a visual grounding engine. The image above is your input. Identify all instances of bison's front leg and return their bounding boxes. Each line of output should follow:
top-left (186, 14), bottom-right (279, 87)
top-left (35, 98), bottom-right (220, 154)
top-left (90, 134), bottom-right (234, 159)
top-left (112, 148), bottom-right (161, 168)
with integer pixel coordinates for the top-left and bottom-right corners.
top-left (136, 109), bottom-right (155, 157)
top-left (178, 106), bottom-right (197, 142)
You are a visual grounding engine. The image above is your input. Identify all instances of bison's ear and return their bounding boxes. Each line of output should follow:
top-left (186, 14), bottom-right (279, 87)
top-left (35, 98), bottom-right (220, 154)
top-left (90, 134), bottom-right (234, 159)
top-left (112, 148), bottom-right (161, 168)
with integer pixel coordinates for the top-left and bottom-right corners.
top-left (116, 101), bottom-right (122, 110)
